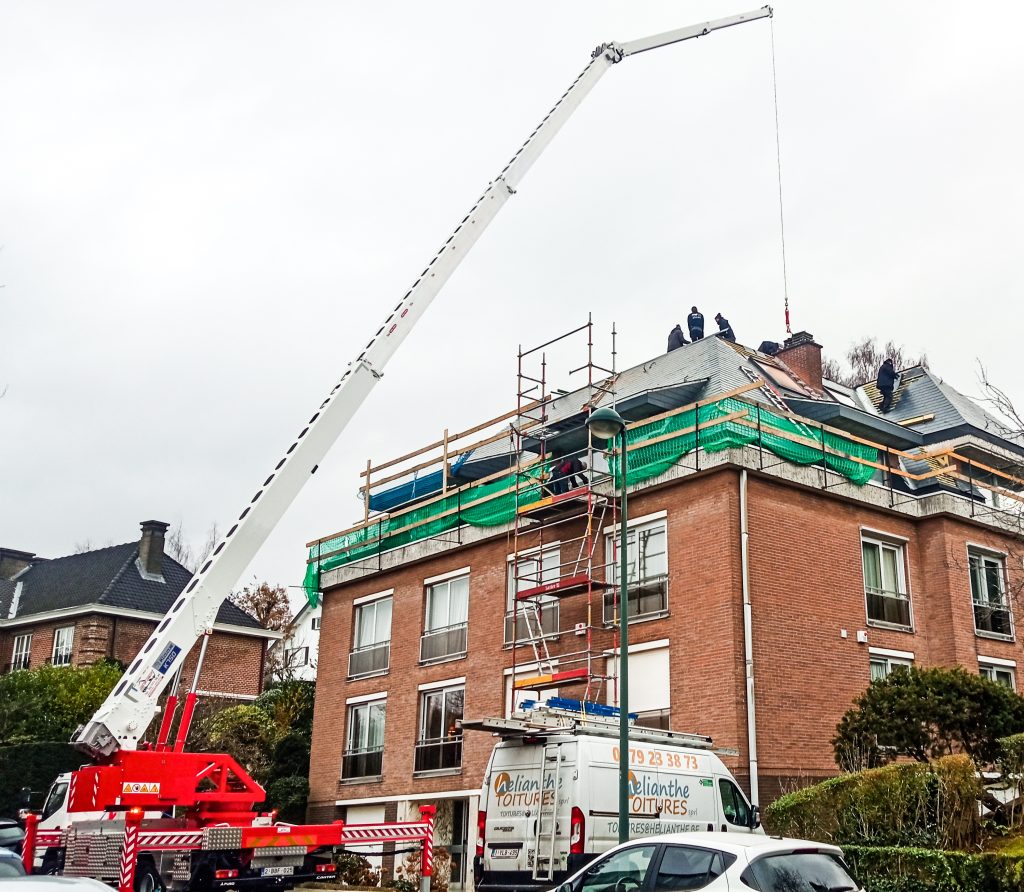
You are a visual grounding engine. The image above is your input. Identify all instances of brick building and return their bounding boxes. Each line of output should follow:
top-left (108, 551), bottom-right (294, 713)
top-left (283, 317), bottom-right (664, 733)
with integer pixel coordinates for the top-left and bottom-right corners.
top-left (0, 520), bottom-right (276, 699)
top-left (304, 328), bottom-right (1024, 889)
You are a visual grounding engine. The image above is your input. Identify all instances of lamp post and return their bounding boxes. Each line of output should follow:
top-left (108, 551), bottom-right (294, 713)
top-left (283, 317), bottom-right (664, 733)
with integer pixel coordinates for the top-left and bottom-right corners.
top-left (586, 406), bottom-right (630, 843)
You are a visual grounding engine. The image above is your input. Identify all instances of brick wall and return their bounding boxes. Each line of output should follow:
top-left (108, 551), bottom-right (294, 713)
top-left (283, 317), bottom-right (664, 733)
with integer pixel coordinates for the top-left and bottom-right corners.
top-left (308, 462), bottom-right (1024, 815)
top-left (1, 613), bottom-right (266, 699)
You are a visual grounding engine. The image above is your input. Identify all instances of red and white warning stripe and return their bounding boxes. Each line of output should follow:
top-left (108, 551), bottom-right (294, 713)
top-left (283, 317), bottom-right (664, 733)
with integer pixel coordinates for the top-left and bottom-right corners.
top-left (138, 831), bottom-right (204, 850)
top-left (341, 822), bottom-right (429, 843)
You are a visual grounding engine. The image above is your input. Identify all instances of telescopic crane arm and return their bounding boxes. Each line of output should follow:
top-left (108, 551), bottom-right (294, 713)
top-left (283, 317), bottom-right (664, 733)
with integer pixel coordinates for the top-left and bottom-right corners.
top-left (74, 6), bottom-right (772, 759)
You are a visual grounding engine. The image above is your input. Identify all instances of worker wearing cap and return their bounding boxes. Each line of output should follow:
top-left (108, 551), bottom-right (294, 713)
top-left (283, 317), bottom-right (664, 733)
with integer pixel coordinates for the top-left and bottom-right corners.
top-left (877, 359), bottom-right (898, 413)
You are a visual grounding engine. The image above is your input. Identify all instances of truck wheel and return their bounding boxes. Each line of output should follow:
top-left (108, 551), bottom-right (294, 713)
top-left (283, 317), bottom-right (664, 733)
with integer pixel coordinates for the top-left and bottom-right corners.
top-left (134, 862), bottom-right (165, 892)
top-left (41, 850), bottom-right (64, 875)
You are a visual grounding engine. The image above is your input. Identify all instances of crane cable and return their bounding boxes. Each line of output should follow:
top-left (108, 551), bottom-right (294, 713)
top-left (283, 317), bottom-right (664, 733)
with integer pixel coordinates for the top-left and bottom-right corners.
top-left (769, 16), bottom-right (791, 335)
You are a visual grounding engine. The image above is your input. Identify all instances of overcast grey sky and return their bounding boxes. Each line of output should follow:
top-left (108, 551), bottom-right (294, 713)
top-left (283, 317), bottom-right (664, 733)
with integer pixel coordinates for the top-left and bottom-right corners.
top-left (3, 1), bottom-right (1022, 607)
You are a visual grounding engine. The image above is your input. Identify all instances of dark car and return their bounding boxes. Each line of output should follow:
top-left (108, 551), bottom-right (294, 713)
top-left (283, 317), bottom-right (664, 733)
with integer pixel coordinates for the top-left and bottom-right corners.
top-left (0, 818), bottom-right (26, 855)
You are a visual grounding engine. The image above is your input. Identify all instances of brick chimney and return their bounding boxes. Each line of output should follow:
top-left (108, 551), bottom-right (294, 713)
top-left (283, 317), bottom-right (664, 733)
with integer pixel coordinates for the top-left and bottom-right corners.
top-left (138, 520), bottom-right (170, 580)
top-left (777, 331), bottom-right (824, 394)
top-left (0, 548), bottom-right (36, 581)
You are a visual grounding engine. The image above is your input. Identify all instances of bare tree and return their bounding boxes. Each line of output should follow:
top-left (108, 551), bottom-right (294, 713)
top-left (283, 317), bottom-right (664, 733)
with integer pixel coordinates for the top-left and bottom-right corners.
top-left (822, 337), bottom-right (928, 388)
top-left (166, 521), bottom-right (195, 571)
top-left (230, 579), bottom-right (293, 631)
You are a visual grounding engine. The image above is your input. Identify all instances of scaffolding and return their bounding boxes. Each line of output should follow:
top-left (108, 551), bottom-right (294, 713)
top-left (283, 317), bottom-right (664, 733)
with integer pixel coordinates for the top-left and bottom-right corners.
top-left (507, 318), bottom-right (621, 709)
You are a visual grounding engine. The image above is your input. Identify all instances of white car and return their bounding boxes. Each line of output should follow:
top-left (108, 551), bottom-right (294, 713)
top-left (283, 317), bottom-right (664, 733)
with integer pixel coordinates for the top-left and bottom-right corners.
top-left (554, 832), bottom-right (863, 892)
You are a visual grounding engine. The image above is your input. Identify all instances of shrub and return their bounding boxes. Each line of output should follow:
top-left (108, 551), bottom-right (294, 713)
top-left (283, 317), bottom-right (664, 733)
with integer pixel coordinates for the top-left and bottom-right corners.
top-left (0, 742), bottom-right (87, 818)
top-left (264, 775), bottom-right (309, 824)
top-left (335, 852), bottom-right (381, 887)
top-left (395, 847), bottom-right (451, 892)
top-left (764, 755), bottom-right (982, 850)
top-left (843, 846), bottom-right (1024, 892)
top-left (833, 667), bottom-right (1024, 770)
top-left (268, 732), bottom-right (311, 783)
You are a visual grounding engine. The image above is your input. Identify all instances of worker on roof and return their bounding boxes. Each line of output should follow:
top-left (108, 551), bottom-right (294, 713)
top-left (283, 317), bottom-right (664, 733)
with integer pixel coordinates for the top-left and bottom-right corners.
top-left (877, 358), bottom-right (898, 413)
top-left (688, 306), bottom-right (704, 341)
top-left (715, 313), bottom-right (736, 342)
top-left (667, 324), bottom-right (688, 352)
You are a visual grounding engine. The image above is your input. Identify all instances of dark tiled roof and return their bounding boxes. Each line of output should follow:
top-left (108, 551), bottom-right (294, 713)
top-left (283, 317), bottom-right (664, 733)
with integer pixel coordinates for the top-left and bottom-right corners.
top-left (5, 543), bottom-right (262, 629)
top-left (855, 366), bottom-right (1024, 456)
top-left (0, 580), bottom-right (16, 619)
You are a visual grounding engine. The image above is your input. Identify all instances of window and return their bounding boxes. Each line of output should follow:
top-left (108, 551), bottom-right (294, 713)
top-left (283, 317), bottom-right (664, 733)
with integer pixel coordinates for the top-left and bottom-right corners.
top-left (869, 654), bottom-right (912, 681)
top-left (414, 684), bottom-right (464, 773)
top-left (342, 699), bottom-right (386, 779)
top-left (980, 663), bottom-right (1016, 690)
top-left (578, 845), bottom-right (656, 892)
top-left (862, 537), bottom-right (911, 628)
top-left (11, 634), bottom-right (31, 671)
top-left (606, 645), bottom-right (671, 728)
top-left (718, 778), bottom-right (752, 828)
top-left (311, 617), bottom-right (321, 631)
top-left (420, 574), bottom-right (468, 664)
top-left (740, 852), bottom-right (858, 892)
top-left (505, 546), bottom-right (560, 644)
top-left (604, 517), bottom-right (668, 624)
top-left (653, 845), bottom-right (733, 891)
top-left (349, 595), bottom-right (393, 678)
top-left (285, 646), bottom-right (309, 668)
top-left (970, 551), bottom-right (1013, 639)
top-left (51, 626), bottom-right (74, 666)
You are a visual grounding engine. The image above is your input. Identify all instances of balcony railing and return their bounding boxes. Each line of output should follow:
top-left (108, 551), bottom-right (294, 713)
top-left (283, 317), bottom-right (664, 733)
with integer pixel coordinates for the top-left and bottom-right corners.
top-left (974, 601), bottom-right (1013, 639)
top-left (603, 576), bottom-right (668, 625)
top-left (348, 641), bottom-right (391, 678)
top-left (341, 746), bottom-right (384, 780)
top-left (866, 588), bottom-right (912, 628)
top-left (413, 736), bottom-right (463, 773)
top-left (419, 623), bottom-right (467, 664)
top-left (504, 605), bottom-right (559, 644)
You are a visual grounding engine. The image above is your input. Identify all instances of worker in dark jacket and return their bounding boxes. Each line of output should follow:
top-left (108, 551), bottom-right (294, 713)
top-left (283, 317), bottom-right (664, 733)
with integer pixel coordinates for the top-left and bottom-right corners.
top-left (667, 324), bottom-right (688, 352)
top-left (715, 313), bottom-right (736, 342)
top-left (687, 307), bottom-right (704, 341)
top-left (877, 358), bottom-right (897, 413)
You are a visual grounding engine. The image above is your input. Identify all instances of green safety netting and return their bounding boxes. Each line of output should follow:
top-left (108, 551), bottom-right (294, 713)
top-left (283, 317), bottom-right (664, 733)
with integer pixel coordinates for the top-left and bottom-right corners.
top-left (303, 396), bottom-right (879, 605)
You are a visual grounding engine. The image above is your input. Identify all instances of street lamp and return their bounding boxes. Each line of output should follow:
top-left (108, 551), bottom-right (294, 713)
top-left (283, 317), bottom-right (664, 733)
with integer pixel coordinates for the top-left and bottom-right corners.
top-left (586, 406), bottom-right (631, 844)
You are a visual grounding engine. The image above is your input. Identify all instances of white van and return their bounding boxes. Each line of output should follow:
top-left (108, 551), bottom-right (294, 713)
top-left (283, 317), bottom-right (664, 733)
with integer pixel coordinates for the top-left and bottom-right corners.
top-left (465, 702), bottom-right (759, 892)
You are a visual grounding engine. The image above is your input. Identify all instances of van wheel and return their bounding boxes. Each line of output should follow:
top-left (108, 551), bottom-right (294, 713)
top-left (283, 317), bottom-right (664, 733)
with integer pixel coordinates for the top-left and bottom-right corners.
top-left (134, 862), bottom-right (165, 892)
top-left (41, 851), bottom-right (63, 875)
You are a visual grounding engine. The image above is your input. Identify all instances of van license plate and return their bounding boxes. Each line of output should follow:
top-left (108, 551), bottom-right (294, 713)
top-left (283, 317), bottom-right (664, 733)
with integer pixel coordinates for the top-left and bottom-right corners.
top-left (261, 866), bottom-right (295, 877)
top-left (490, 847), bottom-right (520, 859)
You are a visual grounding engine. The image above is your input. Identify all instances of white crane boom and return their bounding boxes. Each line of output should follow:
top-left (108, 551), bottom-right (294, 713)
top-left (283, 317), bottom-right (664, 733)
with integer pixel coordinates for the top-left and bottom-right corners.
top-left (75, 6), bottom-right (772, 758)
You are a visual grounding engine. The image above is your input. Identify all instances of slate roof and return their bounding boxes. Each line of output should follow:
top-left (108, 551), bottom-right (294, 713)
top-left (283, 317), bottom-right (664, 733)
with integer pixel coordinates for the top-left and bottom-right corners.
top-left (853, 365), bottom-right (1024, 457)
top-left (0, 542), bottom-right (262, 629)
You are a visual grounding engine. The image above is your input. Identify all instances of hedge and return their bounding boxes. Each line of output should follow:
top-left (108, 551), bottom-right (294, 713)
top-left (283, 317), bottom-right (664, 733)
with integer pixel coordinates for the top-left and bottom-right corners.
top-left (764, 755), bottom-right (981, 849)
top-left (0, 742), bottom-right (89, 817)
top-left (844, 846), bottom-right (1024, 892)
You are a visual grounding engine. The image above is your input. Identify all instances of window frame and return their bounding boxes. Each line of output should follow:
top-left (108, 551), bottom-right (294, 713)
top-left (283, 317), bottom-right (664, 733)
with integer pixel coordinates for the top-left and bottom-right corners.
top-left (505, 544), bottom-right (561, 644)
top-left (861, 535), bottom-right (913, 630)
top-left (869, 648), bottom-right (914, 681)
top-left (349, 594), bottom-right (393, 678)
top-left (311, 617), bottom-right (321, 631)
top-left (968, 547), bottom-right (1014, 641)
top-left (51, 626), bottom-right (74, 666)
top-left (342, 697), bottom-right (386, 780)
top-left (414, 683), bottom-right (465, 774)
top-left (420, 574), bottom-right (469, 665)
top-left (285, 646), bottom-right (309, 668)
top-left (603, 516), bottom-right (669, 625)
top-left (11, 633), bottom-right (31, 671)
top-left (979, 659), bottom-right (1016, 691)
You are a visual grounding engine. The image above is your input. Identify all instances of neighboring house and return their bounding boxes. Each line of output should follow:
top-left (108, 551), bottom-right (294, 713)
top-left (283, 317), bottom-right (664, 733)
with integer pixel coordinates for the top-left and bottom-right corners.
top-left (0, 520), bottom-right (278, 699)
top-left (269, 600), bottom-right (321, 681)
top-left (303, 329), bottom-right (1024, 890)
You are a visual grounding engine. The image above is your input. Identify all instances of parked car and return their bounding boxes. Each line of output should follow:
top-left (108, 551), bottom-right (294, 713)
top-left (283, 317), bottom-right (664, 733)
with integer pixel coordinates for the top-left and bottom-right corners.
top-left (0, 847), bottom-right (28, 878)
top-left (553, 831), bottom-right (863, 892)
top-left (0, 817), bottom-right (26, 854)
top-left (0, 880), bottom-right (111, 890)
